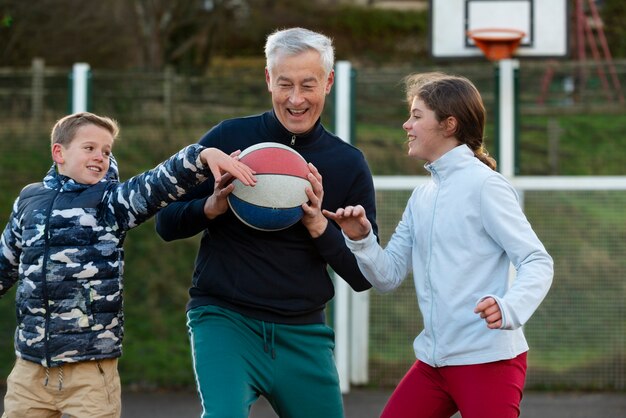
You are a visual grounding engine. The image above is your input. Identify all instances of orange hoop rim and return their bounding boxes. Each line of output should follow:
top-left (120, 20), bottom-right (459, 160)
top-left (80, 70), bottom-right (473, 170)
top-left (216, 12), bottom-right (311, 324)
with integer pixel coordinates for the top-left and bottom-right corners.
top-left (467, 28), bottom-right (526, 61)
top-left (467, 28), bottom-right (526, 41)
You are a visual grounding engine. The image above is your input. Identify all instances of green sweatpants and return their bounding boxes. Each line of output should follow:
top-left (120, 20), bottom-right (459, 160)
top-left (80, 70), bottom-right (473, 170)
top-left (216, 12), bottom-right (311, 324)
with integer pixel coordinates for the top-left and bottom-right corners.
top-left (187, 305), bottom-right (345, 418)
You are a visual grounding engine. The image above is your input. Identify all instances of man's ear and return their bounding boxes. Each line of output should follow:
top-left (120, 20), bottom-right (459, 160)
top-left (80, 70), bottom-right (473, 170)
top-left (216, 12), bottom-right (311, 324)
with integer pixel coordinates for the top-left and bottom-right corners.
top-left (265, 67), bottom-right (272, 93)
top-left (325, 69), bottom-right (335, 95)
top-left (51, 143), bottom-right (64, 164)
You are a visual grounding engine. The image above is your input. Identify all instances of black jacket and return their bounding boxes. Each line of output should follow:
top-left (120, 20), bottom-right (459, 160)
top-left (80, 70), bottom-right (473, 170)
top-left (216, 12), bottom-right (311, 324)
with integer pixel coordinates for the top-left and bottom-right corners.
top-left (156, 111), bottom-right (378, 324)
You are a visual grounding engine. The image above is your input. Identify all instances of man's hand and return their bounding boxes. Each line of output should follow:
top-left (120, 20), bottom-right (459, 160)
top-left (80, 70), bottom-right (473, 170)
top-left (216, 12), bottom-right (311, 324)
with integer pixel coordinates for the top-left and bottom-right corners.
top-left (200, 149), bottom-right (256, 220)
top-left (204, 173), bottom-right (240, 220)
top-left (301, 163), bottom-right (328, 238)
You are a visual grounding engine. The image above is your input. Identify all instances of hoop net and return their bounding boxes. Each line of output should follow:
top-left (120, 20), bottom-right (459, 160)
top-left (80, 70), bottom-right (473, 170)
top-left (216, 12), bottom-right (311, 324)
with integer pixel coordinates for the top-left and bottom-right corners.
top-left (467, 28), bottom-right (526, 61)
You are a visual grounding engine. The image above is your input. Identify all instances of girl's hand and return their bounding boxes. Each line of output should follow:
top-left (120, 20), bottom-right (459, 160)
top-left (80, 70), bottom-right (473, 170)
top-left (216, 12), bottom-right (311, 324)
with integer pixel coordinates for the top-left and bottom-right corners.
top-left (474, 297), bottom-right (503, 329)
top-left (323, 205), bottom-right (372, 241)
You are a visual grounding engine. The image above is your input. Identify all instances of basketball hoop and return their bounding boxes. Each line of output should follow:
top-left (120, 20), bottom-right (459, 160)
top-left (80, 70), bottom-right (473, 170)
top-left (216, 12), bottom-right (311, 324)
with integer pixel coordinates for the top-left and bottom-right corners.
top-left (467, 28), bottom-right (526, 61)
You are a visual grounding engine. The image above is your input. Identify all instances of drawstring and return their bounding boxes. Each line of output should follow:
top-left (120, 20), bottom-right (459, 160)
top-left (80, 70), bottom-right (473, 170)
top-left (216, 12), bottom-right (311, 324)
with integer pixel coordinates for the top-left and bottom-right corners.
top-left (58, 364), bottom-right (64, 390)
top-left (262, 322), bottom-right (269, 354)
top-left (270, 323), bottom-right (276, 359)
top-left (43, 364), bottom-right (64, 390)
top-left (261, 321), bottom-right (276, 359)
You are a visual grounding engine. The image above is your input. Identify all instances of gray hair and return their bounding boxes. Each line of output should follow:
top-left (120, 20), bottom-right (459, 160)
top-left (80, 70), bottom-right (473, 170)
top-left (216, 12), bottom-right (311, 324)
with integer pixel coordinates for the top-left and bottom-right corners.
top-left (264, 27), bottom-right (335, 76)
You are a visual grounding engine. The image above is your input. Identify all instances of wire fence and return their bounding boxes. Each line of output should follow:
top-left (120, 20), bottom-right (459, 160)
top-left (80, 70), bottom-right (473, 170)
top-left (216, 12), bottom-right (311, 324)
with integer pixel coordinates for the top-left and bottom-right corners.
top-left (368, 184), bottom-right (626, 390)
top-left (0, 59), bottom-right (625, 390)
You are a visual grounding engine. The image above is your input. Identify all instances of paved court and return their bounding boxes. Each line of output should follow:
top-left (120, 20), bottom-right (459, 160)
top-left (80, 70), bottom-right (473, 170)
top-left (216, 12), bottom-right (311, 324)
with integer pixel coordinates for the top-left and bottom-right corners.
top-left (120, 389), bottom-right (626, 418)
top-left (0, 388), bottom-right (626, 418)
top-left (3, 386), bottom-right (624, 417)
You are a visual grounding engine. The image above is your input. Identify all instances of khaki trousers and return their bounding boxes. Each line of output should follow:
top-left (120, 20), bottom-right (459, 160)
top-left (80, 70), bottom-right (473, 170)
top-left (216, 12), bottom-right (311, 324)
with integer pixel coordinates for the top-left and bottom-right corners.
top-left (2, 357), bottom-right (121, 418)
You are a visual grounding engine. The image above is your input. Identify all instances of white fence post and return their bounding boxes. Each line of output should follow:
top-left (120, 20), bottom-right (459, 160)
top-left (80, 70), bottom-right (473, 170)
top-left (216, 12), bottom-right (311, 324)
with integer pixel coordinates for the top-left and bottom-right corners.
top-left (498, 58), bottom-right (519, 178)
top-left (334, 60), bottom-right (352, 394)
top-left (333, 60), bottom-right (370, 392)
top-left (350, 288), bottom-right (369, 385)
top-left (71, 63), bottom-right (91, 113)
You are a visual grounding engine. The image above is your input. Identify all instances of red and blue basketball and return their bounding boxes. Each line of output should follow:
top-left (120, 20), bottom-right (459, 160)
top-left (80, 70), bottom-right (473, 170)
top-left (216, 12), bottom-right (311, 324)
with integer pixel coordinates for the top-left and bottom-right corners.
top-left (227, 142), bottom-right (312, 231)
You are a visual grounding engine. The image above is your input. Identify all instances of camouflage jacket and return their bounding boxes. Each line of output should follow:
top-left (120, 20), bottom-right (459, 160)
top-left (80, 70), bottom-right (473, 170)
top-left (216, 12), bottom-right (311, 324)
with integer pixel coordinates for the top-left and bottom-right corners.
top-left (0, 144), bottom-right (209, 367)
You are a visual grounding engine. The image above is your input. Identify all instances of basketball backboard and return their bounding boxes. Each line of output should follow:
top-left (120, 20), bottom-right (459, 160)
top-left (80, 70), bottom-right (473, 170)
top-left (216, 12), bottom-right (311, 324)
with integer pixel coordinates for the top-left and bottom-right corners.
top-left (429, 0), bottom-right (569, 59)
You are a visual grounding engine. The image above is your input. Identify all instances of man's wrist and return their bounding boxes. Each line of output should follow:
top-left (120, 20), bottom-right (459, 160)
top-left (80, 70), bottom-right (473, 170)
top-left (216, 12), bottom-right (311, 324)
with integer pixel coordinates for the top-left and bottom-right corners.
top-left (203, 196), bottom-right (220, 220)
top-left (308, 218), bottom-right (328, 238)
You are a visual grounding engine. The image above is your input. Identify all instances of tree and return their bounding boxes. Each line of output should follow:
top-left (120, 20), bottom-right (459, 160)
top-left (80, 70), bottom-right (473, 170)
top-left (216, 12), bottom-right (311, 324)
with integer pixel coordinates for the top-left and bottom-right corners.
top-left (0, 0), bottom-right (251, 71)
top-left (0, 0), bottom-right (135, 68)
top-left (128, 0), bottom-right (250, 71)
top-left (0, 0), bottom-right (432, 71)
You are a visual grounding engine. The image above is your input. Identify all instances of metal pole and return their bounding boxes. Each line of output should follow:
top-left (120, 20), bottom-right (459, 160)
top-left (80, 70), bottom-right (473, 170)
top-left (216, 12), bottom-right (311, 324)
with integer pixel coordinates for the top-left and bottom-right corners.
top-left (333, 60), bottom-right (352, 394)
top-left (498, 58), bottom-right (519, 178)
top-left (71, 63), bottom-right (91, 113)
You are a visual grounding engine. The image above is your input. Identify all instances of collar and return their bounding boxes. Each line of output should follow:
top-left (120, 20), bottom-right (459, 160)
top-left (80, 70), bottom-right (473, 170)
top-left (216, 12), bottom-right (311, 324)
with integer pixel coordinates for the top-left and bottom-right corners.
top-left (263, 110), bottom-right (324, 148)
top-left (43, 154), bottom-right (120, 191)
top-left (425, 144), bottom-right (475, 180)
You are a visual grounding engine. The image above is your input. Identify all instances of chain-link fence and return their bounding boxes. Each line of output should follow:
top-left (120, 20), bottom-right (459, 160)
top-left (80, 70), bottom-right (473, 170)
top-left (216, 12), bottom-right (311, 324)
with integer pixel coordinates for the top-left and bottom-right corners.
top-left (1, 59), bottom-right (625, 390)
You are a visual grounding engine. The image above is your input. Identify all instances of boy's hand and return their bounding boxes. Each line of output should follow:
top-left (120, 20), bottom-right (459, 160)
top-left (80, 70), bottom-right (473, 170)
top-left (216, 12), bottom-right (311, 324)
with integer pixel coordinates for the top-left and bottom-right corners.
top-left (200, 148), bottom-right (256, 186)
top-left (323, 205), bottom-right (371, 241)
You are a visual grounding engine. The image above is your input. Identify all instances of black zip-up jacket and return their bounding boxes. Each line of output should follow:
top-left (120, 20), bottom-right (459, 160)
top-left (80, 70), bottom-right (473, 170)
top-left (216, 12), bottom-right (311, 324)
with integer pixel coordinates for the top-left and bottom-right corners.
top-left (156, 111), bottom-right (378, 324)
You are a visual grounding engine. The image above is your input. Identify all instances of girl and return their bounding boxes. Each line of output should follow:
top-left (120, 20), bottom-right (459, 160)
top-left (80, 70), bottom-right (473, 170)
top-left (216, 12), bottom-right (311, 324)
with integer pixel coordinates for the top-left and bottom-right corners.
top-left (324, 72), bottom-right (553, 418)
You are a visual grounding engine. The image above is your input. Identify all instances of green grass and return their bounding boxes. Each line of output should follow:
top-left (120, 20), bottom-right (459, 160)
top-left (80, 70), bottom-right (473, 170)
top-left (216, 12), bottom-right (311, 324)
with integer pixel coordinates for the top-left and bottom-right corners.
top-left (354, 113), bottom-right (626, 176)
top-left (518, 115), bottom-right (626, 175)
top-left (1, 106), bottom-right (625, 390)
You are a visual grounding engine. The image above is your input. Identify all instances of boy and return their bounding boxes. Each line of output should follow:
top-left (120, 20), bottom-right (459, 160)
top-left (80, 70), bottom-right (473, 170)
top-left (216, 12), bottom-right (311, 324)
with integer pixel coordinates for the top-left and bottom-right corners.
top-left (0, 112), bottom-right (255, 418)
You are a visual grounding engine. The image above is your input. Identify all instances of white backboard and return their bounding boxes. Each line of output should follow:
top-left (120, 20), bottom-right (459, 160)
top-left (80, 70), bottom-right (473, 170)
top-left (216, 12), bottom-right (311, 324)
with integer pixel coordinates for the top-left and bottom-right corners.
top-left (430, 0), bottom-right (569, 59)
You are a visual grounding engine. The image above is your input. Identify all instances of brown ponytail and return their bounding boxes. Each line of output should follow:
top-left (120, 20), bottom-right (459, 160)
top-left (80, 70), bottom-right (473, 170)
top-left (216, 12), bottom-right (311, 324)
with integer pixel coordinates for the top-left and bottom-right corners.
top-left (474, 145), bottom-right (497, 170)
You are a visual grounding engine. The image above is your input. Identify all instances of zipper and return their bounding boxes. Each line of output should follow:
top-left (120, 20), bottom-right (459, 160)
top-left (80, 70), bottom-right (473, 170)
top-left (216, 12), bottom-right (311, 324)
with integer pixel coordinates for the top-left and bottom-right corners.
top-left (41, 188), bottom-right (61, 366)
top-left (290, 134), bottom-right (296, 146)
top-left (426, 166), bottom-right (439, 366)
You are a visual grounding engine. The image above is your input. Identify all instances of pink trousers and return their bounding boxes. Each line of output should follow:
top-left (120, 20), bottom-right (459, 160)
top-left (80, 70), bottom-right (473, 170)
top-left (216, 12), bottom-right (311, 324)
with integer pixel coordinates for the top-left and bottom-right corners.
top-left (381, 352), bottom-right (527, 418)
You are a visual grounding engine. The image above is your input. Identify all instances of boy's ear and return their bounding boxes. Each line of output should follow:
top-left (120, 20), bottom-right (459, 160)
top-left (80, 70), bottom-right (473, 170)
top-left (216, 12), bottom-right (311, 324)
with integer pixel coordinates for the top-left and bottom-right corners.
top-left (51, 143), bottom-right (64, 164)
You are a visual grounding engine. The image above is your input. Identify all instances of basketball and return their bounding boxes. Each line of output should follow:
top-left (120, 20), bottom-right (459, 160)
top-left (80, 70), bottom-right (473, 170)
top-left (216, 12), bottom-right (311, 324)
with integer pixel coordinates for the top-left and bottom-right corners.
top-left (227, 142), bottom-right (312, 231)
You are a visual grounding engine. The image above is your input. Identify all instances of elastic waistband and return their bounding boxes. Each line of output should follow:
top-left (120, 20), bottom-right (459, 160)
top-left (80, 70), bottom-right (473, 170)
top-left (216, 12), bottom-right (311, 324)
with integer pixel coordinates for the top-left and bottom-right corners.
top-left (187, 297), bottom-right (326, 325)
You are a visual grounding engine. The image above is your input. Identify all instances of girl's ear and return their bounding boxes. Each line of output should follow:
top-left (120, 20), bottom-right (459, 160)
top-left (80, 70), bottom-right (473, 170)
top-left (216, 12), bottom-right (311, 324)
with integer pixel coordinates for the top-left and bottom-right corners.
top-left (442, 116), bottom-right (458, 138)
top-left (51, 143), bottom-right (64, 165)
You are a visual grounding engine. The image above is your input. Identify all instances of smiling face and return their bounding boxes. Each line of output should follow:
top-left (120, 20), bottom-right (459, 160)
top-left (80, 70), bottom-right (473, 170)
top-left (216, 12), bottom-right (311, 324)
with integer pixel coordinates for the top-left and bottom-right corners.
top-left (52, 124), bottom-right (114, 184)
top-left (265, 49), bottom-right (334, 135)
top-left (402, 96), bottom-right (460, 163)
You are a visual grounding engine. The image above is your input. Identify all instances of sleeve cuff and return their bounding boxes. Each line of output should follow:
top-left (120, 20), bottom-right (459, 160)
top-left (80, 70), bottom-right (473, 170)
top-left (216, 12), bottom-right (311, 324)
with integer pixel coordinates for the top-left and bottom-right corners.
top-left (344, 229), bottom-right (376, 251)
